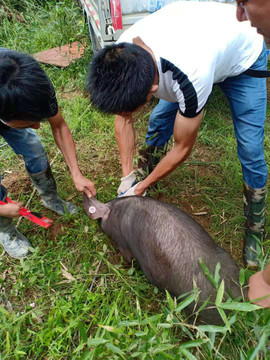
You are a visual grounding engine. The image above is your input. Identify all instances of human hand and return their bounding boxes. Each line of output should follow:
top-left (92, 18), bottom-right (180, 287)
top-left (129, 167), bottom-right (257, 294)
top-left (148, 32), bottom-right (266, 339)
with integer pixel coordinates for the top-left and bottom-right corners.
top-left (0, 202), bottom-right (23, 218)
top-left (118, 182), bottom-right (146, 197)
top-left (73, 174), bottom-right (96, 198)
top-left (248, 271), bottom-right (270, 308)
top-left (117, 170), bottom-right (136, 196)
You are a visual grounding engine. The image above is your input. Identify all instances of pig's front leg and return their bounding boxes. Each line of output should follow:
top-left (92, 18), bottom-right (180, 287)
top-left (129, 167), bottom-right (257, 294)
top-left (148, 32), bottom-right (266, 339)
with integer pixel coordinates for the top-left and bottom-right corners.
top-left (118, 246), bottom-right (134, 263)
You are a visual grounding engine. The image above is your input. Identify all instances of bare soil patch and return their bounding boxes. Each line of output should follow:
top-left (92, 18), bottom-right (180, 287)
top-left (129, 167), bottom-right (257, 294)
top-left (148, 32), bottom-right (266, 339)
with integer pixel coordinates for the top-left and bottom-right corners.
top-left (58, 88), bottom-right (87, 100)
top-left (2, 171), bottom-right (32, 197)
top-left (47, 221), bottom-right (66, 243)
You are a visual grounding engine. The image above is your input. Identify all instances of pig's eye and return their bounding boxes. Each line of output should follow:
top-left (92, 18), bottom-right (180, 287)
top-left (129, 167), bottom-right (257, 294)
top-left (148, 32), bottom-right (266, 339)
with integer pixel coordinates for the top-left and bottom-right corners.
top-left (89, 206), bottom-right (96, 214)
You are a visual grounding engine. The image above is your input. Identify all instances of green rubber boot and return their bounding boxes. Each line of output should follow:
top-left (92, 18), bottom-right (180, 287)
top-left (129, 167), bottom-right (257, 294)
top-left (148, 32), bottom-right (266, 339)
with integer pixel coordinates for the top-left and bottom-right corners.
top-left (28, 166), bottom-right (77, 215)
top-left (243, 182), bottom-right (267, 268)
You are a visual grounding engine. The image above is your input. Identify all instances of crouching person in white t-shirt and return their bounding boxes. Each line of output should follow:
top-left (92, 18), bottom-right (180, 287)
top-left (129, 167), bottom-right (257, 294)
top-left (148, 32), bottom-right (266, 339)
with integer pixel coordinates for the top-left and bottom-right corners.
top-left (87, 1), bottom-right (267, 268)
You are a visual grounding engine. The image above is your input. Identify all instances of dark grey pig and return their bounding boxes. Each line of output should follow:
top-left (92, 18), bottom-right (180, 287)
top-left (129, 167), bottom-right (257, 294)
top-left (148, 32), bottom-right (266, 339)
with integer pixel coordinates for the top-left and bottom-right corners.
top-left (83, 195), bottom-right (244, 324)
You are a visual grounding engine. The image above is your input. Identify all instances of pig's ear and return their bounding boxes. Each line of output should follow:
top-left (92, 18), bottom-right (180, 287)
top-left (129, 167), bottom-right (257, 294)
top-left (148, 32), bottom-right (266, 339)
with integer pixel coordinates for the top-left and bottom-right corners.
top-left (83, 195), bottom-right (110, 220)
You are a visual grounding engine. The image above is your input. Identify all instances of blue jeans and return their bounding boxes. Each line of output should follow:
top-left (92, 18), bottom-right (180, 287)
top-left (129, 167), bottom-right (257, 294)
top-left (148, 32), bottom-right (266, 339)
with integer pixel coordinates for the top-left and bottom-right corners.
top-left (0, 128), bottom-right (49, 201)
top-left (146, 45), bottom-right (267, 189)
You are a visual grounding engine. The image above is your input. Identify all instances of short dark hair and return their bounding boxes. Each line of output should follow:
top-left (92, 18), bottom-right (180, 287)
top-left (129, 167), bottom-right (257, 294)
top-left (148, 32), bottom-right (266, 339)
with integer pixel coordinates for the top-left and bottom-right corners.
top-left (87, 42), bottom-right (156, 114)
top-left (0, 50), bottom-right (57, 122)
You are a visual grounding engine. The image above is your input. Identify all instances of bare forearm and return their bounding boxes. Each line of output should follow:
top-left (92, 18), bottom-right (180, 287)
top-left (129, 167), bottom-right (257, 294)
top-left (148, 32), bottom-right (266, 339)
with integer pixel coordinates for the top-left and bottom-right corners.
top-left (134, 110), bottom-right (202, 196)
top-left (115, 115), bottom-right (135, 176)
top-left (52, 124), bottom-right (81, 178)
top-left (48, 109), bottom-right (96, 197)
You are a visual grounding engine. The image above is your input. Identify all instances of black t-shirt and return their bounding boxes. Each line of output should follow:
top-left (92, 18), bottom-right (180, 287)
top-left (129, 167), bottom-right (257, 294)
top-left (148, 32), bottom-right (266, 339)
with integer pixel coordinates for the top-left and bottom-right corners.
top-left (0, 47), bottom-right (58, 132)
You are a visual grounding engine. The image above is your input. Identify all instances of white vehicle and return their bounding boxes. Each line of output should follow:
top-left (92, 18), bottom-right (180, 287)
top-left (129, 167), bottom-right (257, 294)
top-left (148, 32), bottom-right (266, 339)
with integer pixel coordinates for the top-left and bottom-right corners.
top-left (79, 0), bottom-right (235, 52)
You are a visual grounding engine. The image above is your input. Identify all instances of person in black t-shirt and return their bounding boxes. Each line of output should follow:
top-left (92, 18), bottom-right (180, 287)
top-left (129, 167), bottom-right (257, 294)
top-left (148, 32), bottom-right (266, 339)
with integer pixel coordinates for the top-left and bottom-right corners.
top-left (0, 49), bottom-right (96, 258)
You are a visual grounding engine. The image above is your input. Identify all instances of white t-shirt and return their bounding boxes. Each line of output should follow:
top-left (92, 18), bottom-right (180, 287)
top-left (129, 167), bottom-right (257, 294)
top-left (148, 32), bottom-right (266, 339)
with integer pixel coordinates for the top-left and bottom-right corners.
top-left (118, 1), bottom-right (263, 117)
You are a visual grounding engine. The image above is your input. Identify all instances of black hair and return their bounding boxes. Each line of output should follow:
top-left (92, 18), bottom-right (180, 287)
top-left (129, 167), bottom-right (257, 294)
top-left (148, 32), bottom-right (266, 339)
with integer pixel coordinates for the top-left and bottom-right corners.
top-left (0, 50), bottom-right (57, 122)
top-left (87, 42), bottom-right (156, 114)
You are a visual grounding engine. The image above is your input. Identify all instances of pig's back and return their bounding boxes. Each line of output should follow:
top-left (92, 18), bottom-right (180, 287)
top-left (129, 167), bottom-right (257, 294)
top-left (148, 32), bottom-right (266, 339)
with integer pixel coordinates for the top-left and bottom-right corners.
top-left (102, 197), bottom-right (241, 307)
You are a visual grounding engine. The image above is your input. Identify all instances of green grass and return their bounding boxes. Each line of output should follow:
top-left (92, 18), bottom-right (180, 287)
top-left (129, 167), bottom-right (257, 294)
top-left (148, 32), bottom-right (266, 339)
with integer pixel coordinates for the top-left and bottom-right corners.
top-left (1, 1), bottom-right (270, 359)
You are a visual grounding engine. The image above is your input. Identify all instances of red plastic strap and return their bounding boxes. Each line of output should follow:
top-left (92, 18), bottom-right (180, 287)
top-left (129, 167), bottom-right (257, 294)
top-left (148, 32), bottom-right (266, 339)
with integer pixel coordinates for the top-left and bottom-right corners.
top-left (0, 197), bottom-right (53, 228)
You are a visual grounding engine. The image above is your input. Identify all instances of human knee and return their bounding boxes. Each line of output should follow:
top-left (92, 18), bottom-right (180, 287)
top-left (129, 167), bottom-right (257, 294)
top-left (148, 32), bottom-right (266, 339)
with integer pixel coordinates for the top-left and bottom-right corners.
top-left (24, 138), bottom-right (48, 174)
top-left (240, 141), bottom-right (265, 164)
top-left (147, 102), bottom-right (177, 144)
top-left (150, 101), bottom-right (178, 122)
top-left (0, 176), bottom-right (6, 201)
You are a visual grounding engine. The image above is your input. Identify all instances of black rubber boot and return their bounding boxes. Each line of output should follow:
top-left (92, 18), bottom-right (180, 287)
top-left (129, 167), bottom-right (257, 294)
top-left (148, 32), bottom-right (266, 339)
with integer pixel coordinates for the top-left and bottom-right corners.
top-left (0, 216), bottom-right (32, 258)
top-left (137, 145), bottom-right (167, 181)
top-left (0, 187), bottom-right (31, 258)
top-left (28, 166), bottom-right (77, 215)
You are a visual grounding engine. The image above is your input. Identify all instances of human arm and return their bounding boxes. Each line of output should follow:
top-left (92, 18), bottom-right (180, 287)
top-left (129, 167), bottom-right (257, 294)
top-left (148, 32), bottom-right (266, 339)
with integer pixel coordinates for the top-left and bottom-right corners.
top-left (135, 110), bottom-right (204, 195)
top-left (115, 114), bottom-right (138, 195)
top-left (248, 262), bottom-right (270, 308)
top-left (114, 114), bottom-right (135, 177)
top-left (48, 108), bottom-right (96, 197)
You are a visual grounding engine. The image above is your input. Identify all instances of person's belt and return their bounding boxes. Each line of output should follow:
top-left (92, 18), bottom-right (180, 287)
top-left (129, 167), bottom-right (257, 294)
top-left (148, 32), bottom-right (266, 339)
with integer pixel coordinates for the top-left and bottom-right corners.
top-left (244, 69), bottom-right (270, 78)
